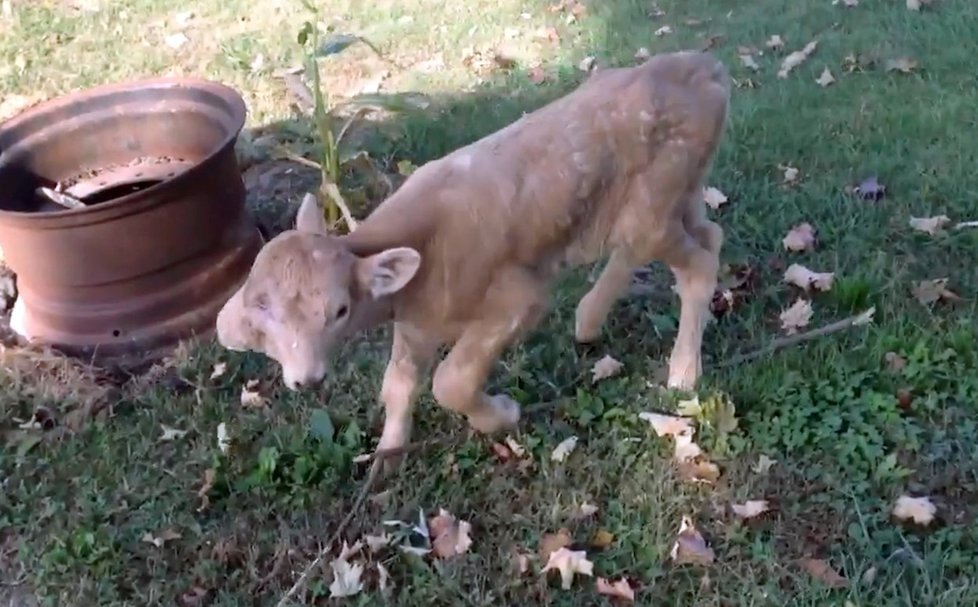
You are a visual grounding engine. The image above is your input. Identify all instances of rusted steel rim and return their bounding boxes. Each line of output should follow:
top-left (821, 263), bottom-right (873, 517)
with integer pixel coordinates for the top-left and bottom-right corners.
top-left (0, 76), bottom-right (262, 362)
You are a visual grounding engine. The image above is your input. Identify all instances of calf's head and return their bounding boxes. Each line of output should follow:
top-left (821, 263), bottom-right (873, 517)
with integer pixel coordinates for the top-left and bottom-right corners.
top-left (216, 195), bottom-right (421, 390)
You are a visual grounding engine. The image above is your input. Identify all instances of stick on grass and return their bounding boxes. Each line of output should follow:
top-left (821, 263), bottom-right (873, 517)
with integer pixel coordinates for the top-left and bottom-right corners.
top-left (714, 306), bottom-right (876, 368)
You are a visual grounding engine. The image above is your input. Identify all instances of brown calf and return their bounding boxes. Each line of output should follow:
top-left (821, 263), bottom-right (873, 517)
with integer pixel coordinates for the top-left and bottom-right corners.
top-left (216, 50), bottom-right (731, 463)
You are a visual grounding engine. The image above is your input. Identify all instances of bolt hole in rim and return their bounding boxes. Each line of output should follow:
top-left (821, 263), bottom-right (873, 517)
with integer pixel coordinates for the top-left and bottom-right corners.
top-left (0, 77), bottom-right (263, 363)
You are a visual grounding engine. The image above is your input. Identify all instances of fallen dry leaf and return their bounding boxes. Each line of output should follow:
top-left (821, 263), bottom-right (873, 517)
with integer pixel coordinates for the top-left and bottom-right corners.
top-left (782, 222), bottom-right (817, 252)
top-left (503, 435), bottom-right (526, 457)
top-left (778, 39), bottom-right (818, 78)
top-left (240, 379), bottom-right (266, 408)
top-left (533, 26), bottom-right (561, 43)
top-left (638, 412), bottom-right (694, 438)
top-left (907, 0), bottom-right (934, 10)
top-left (538, 528), bottom-right (572, 560)
top-left (159, 424), bottom-right (188, 442)
top-left (528, 66), bottom-right (548, 84)
top-left (578, 55), bottom-right (596, 72)
top-left (861, 565), bottom-right (878, 585)
top-left (216, 422), bottom-right (230, 454)
top-left (592, 354), bottom-right (624, 382)
top-left (799, 558), bottom-right (849, 588)
top-left (579, 502), bottom-right (599, 517)
top-left (596, 577), bottom-right (635, 602)
top-left (654, 25), bottom-right (673, 36)
top-left (780, 164), bottom-right (800, 184)
top-left (338, 540), bottom-right (363, 561)
top-left (833, 0), bottom-right (858, 6)
top-left (731, 500), bottom-right (770, 519)
top-left (912, 278), bottom-right (961, 305)
top-left (541, 547), bottom-right (594, 589)
top-left (141, 528), bottom-right (182, 548)
top-left (886, 57), bottom-right (919, 73)
top-left (780, 298), bottom-right (813, 334)
top-left (678, 459), bottom-right (721, 484)
top-left (513, 551), bottom-right (531, 574)
top-left (766, 34), bottom-right (785, 50)
top-left (753, 454), bottom-right (777, 474)
top-left (815, 67), bottom-right (836, 87)
top-left (210, 362), bottom-right (227, 380)
top-left (783, 263), bottom-right (834, 292)
top-left (670, 516), bottom-right (715, 566)
top-left (739, 53), bottom-right (760, 71)
top-left (491, 441), bottom-right (514, 461)
top-left (197, 468), bottom-right (216, 511)
top-left (551, 436), bottom-right (578, 462)
top-left (702, 186), bottom-right (728, 210)
top-left (590, 529), bottom-right (615, 550)
top-left (854, 175), bottom-right (887, 200)
top-left (376, 562), bottom-right (391, 591)
top-left (428, 509), bottom-right (473, 558)
top-left (164, 32), bottom-right (189, 50)
top-left (634, 47), bottom-right (651, 62)
top-left (884, 351), bottom-right (907, 373)
top-left (892, 495), bottom-right (937, 525)
top-left (909, 215), bottom-right (951, 235)
top-left (673, 432), bottom-right (703, 462)
top-left (329, 555), bottom-right (364, 598)
top-left (364, 533), bottom-right (391, 553)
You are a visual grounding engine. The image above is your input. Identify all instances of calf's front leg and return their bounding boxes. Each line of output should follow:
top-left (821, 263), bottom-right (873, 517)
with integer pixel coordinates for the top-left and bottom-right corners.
top-left (376, 322), bottom-right (438, 470)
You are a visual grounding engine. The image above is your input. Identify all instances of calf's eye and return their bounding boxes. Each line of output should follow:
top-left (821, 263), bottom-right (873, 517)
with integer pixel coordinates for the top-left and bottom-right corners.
top-left (335, 305), bottom-right (349, 320)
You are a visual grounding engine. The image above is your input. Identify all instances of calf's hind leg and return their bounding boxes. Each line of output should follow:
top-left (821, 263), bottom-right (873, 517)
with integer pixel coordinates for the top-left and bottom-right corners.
top-left (574, 248), bottom-right (636, 343)
top-left (662, 229), bottom-right (720, 390)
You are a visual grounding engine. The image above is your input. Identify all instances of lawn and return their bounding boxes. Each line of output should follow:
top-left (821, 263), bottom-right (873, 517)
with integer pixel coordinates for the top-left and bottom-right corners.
top-left (3, 0), bottom-right (978, 605)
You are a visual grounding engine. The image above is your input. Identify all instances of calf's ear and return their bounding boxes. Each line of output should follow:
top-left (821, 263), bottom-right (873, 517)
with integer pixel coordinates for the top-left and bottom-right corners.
top-left (355, 247), bottom-right (421, 298)
top-left (216, 286), bottom-right (260, 351)
top-left (295, 192), bottom-right (330, 235)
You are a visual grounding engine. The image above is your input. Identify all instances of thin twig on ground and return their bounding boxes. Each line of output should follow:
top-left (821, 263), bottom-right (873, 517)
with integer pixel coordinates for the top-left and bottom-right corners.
top-left (714, 306), bottom-right (875, 368)
top-left (273, 437), bottom-right (453, 607)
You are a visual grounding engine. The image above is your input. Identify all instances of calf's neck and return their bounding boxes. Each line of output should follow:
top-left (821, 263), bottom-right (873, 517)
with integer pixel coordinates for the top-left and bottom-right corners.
top-left (217, 50), bottom-right (731, 459)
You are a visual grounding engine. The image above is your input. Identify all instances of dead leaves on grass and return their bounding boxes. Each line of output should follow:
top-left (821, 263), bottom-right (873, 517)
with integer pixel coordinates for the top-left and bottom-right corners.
top-left (670, 516), bottom-right (715, 566)
top-left (428, 509), bottom-right (474, 558)
top-left (730, 500), bottom-right (770, 519)
top-left (815, 67), bottom-right (836, 87)
top-left (766, 34), bottom-right (785, 51)
top-left (541, 547), bottom-right (594, 589)
top-left (783, 264), bottom-right (834, 292)
top-left (909, 215), bottom-right (951, 235)
top-left (912, 278), bottom-right (961, 305)
top-left (782, 222), bottom-right (817, 252)
top-left (638, 408), bottom-right (720, 484)
top-left (799, 557), bottom-right (849, 588)
top-left (551, 435), bottom-right (579, 462)
top-left (886, 56), bottom-right (919, 74)
top-left (907, 0), bottom-right (936, 11)
top-left (591, 354), bottom-right (623, 382)
top-left (780, 298), bottom-right (814, 334)
top-left (141, 528), bottom-right (182, 548)
top-left (892, 494), bottom-right (937, 525)
top-left (596, 577), bottom-right (636, 601)
top-left (702, 186), bottom-right (728, 210)
top-left (854, 175), bottom-right (887, 200)
top-left (777, 39), bottom-right (818, 79)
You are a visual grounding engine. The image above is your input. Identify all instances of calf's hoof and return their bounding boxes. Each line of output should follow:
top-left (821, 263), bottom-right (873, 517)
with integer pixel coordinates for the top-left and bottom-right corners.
top-left (468, 394), bottom-right (522, 434)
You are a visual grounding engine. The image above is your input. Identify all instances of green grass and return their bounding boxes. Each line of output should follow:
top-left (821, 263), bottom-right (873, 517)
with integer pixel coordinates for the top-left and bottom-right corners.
top-left (3, 0), bottom-right (978, 605)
